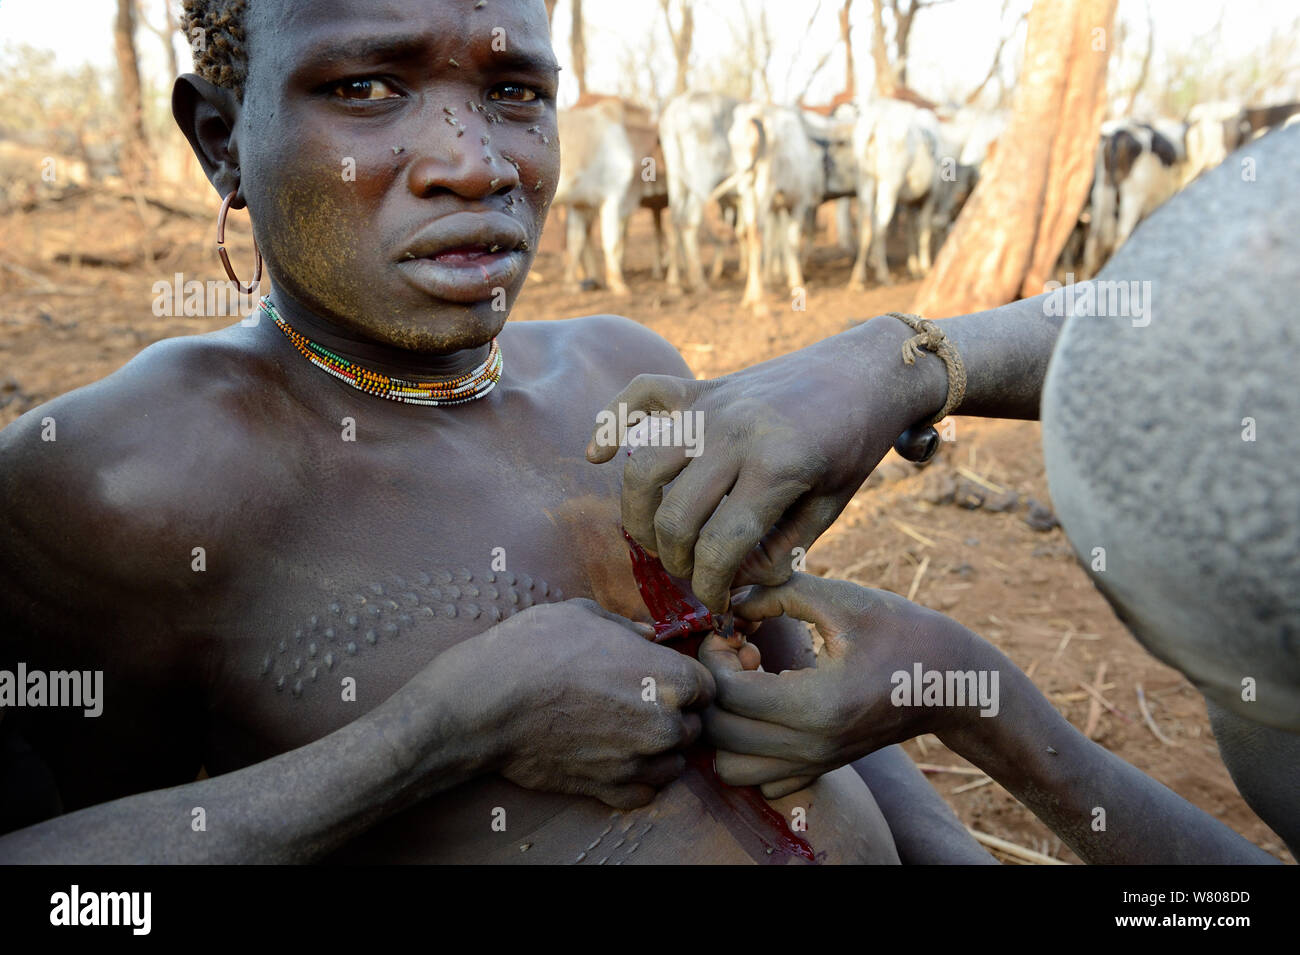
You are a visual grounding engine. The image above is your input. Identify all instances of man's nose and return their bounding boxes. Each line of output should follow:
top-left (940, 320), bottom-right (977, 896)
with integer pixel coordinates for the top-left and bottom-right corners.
top-left (406, 108), bottom-right (520, 200)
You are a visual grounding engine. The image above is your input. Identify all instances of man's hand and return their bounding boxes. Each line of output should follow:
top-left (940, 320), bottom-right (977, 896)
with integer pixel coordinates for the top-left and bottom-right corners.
top-left (586, 318), bottom-right (948, 612)
top-left (466, 599), bottom-right (717, 809)
top-left (697, 574), bottom-right (990, 798)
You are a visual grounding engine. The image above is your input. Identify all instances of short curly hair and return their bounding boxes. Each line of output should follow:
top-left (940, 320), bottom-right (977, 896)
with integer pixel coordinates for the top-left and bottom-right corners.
top-left (180, 0), bottom-right (250, 99)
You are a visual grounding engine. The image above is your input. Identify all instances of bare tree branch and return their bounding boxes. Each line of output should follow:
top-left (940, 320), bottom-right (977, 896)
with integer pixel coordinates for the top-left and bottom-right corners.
top-left (571, 0), bottom-right (588, 98)
top-left (783, 0), bottom-right (824, 102)
top-left (135, 0), bottom-right (180, 82)
top-left (966, 1), bottom-right (1025, 106)
top-left (659, 0), bottom-right (695, 97)
top-left (1122, 0), bottom-right (1155, 115)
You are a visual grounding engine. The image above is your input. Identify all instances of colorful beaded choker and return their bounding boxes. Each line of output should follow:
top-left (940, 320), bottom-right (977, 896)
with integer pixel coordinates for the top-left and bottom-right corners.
top-left (260, 297), bottom-right (503, 407)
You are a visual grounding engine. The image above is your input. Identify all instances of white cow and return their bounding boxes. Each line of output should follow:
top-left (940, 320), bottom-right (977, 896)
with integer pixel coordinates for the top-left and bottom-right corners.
top-left (553, 99), bottom-right (663, 295)
top-left (658, 92), bottom-right (741, 292)
top-left (800, 103), bottom-right (860, 254)
top-left (1082, 119), bottom-right (1186, 278)
top-left (848, 98), bottom-right (941, 288)
top-left (711, 102), bottom-right (825, 307)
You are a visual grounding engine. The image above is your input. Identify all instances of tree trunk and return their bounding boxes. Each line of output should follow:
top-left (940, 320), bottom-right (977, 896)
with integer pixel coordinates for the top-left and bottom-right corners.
top-left (894, 0), bottom-right (917, 87)
top-left (673, 3), bottom-right (693, 97)
top-left (570, 0), bottom-right (588, 98)
top-left (870, 0), bottom-right (897, 95)
top-left (661, 0), bottom-right (694, 97)
top-left (114, 0), bottom-right (150, 184)
top-left (840, 0), bottom-right (856, 97)
top-left (544, 0), bottom-right (558, 26)
top-left (912, 0), bottom-right (1117, 317)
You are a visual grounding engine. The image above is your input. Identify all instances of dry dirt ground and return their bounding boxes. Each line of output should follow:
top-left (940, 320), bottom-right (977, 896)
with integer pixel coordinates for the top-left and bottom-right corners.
top-left (0, 191), bottom-right (1291, 864)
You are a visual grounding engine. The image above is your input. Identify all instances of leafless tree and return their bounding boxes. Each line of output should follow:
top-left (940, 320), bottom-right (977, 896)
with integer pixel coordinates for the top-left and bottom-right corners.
top-left (1121, 0), bottom-right (1155, 115)
top-left (136, 0), bottom-right (180, 82)
top-left (659, 0), bottom-right (694, 98)
top-left (570, 0), bottom-right (588, 98)
top-left (869, 0), bottom-right (958, 96)
top-left (114, 0), bottom-right (150, 183)
top-left (965, 0), bottom-right (1026, 106)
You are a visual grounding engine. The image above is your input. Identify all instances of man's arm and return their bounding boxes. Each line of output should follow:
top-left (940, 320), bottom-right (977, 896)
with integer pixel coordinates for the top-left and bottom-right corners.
top-left (0, 594), bottom-right (716, 863)
top-left (0, 638), bottom-right (491, 863)
top-left (940, 661), bottom-right (1281, 864)
top-left (587, 293), bottom-right (1067, 611)
top-left (703, 575), bottom-right (1280, 865)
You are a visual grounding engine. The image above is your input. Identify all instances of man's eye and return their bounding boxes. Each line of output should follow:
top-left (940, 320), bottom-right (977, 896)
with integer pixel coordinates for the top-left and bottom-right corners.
top-left (332, 78), bottom-right (399, 100)
top-left (488, 84), bottom-right (538, 103)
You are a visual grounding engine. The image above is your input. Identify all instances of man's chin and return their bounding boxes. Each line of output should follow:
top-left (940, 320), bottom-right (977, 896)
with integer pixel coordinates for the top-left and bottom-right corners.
top-left (374, 304), bottom-right (509, 354)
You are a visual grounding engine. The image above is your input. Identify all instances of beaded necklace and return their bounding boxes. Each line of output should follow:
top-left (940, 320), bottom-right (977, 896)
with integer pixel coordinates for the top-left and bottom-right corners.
top-left (260, 297), bottom-right (503, 407)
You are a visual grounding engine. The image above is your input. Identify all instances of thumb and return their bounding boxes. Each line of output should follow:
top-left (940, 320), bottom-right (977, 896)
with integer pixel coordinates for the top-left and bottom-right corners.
top-left (585, 374), bottom-right (694, 463)
top-left (730, 574), bottom-right (855, 656)
top-left (697, 631), bottom-right (745, 682)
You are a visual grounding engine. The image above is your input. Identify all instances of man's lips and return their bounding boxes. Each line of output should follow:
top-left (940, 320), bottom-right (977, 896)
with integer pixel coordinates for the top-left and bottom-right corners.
top-left (398, 211), bottom-right (529, 262)
top-left (395, 211), bottom-right (530, 303)
top-left (429, 245), bottom-right (507, 265)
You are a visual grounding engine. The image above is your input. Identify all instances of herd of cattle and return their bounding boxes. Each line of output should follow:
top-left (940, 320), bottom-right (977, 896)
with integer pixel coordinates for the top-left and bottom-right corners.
top-left (552, 92), bottom-right (1300, 304)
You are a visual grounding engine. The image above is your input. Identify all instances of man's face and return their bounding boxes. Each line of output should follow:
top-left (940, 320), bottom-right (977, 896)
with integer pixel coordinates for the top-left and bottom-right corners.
top-left (235, 0), bottom-right (560, 352)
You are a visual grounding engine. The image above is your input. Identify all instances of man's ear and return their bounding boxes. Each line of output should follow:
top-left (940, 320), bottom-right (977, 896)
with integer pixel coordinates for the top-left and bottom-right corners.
top-left (172, 73), bottom-right (245, 207)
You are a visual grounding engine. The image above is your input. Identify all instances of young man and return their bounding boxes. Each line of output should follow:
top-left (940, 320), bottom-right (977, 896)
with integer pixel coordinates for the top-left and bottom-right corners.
top-left (0, 0), bottom-right (976, 864)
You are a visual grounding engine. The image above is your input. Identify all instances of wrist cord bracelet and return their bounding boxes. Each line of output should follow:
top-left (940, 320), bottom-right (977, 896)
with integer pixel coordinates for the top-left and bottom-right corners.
top-left (885, 312), bottom-right (968, 426)
top-left (884, 313), bottom-right (967, 463)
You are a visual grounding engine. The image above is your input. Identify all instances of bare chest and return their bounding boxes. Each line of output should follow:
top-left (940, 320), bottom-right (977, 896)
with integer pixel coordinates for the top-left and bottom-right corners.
top-left (202, 430), bottom-right (644, 763)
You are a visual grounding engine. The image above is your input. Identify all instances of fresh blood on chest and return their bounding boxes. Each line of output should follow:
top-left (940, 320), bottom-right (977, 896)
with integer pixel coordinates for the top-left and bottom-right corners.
top-left (622, 528), bottom-right (818, 863)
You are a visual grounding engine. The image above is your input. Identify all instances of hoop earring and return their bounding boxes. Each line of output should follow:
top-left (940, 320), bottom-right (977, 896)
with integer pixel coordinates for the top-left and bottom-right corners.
top-left (216, 189), bottom-right (263, 295)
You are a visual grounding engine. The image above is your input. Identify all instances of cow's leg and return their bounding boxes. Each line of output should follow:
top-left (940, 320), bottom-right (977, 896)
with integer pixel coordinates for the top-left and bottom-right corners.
top-left (835, 197), bottom-right (856, 253)
top-left (872, 180), bottom-right (898, 285)
top-left (600, 197), bottom-right (631, 295)
top-left (1113, 181), bottom-right (1144, 257)
top-left (564, 207), bottom-right (587, 289)
top-left (665, 206), bottom-right (684, 290)
top-left (782, 207), bottom-right (805, 293)
top-left (683, 201), bottom-right (710, 291)
top-left (581, 214), bottom-right (601, 283)
top-left (848, 179), bottom-right (876, 289)
top-left (739, 200), bottom-right (764, 307)
top-left (764, 213), bottom-right (783, 282)
top-left (712, 203), bottom-right (733, 285)
top-left (1082, 179), bottom-right (1114, 279)
top-left (649, 207), bottom-right (665, 281)
top-left (916, 191), bottom-right (936, 275)
top-left (903, 205), bottom-right (922, 277)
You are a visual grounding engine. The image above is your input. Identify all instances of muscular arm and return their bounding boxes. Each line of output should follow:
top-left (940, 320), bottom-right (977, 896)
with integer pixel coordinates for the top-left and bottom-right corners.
top-left (904, 291), bottom-right (1066, 422)
top-left (941, 647), bottom-right (1281, 865)
top-left (708, 576), bottom-right (1280, 865)
top-left (0, 642), bottom-right (491, 864)
top-left (591, 292), bottom-right (1070, 610)
top-left (0, 389), bottom-right (483, 862)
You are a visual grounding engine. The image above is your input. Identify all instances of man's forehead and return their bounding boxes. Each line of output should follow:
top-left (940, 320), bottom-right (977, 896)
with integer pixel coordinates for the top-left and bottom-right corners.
top-left (251, 0), bottom-right (554, 64)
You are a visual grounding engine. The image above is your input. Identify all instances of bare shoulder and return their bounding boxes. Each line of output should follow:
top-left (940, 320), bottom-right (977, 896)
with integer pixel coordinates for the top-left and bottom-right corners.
top-left (0, 327), bottom-right (277, 617)
top-left (505, 314), bottom-right (692, 384)
top-left (0, 329), bottom-right (275, 796)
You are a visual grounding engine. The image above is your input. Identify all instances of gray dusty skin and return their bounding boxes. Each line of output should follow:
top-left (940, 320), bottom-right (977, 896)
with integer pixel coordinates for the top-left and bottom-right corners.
top-left (1042, 124), bottom-right (1300, 848)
